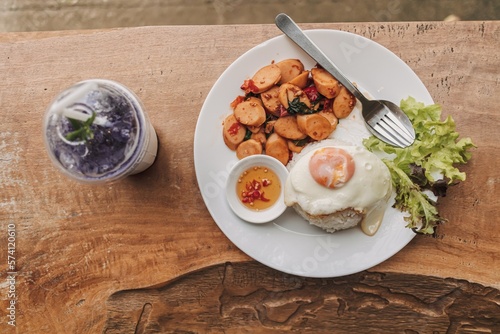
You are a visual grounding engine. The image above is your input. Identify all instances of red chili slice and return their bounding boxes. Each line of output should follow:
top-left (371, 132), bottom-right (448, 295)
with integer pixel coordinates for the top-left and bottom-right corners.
top-left (230, 95), bottom-right (245, 109)
top-left (278, 105), bottom-right (289, 117)
top-left (228, 122), bottom-right (241, 136)
top-left (260, 192), bottom-right (270, 202)
top-left (241, 79), bottom-right (259, 94)
top-left (303, 86), bottom-right (320, 102)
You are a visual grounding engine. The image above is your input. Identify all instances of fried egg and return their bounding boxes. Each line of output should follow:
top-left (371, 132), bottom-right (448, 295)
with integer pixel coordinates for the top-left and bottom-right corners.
top-left (284, 141), bottom-right (392, 234)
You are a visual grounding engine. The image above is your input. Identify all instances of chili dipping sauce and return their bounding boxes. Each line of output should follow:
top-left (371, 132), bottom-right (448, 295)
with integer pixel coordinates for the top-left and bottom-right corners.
top-left (237, 165), bottom-right (281, 211)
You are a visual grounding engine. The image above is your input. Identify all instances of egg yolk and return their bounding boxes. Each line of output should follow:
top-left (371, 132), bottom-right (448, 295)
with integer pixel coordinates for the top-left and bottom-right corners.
top-left (309, 147), bottom-right (355, 188)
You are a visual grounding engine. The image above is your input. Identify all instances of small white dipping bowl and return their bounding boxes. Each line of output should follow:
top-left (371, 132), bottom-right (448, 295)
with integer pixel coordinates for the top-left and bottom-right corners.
top-left (226, 155), bottom-right (289, 224)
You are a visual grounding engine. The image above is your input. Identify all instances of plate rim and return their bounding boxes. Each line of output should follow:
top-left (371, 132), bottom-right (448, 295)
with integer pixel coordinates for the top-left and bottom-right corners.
top-left (194, 29), bottom-right (433, 278)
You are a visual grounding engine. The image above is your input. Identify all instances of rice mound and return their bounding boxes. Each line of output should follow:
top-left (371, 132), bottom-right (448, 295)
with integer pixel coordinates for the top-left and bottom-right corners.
top-left (286, 139), bottom-right (364, 233)
top-left (292, 204), bottom-right (363, 233)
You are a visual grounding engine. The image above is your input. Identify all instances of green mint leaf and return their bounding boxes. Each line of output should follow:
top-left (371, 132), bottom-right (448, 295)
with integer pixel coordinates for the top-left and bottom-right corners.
top-left (65, 111), bottom-right (96, 142)
top-left (65, 128), bottom-right (86, 141)
top-left (68, 117), bottom-right (83, 130)
top-left (85, 111), bottom-right (96, 126)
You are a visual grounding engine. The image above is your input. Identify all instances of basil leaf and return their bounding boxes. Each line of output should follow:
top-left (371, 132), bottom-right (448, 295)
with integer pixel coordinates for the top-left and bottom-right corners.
top-left (287, 97), bottom-right (318, 115)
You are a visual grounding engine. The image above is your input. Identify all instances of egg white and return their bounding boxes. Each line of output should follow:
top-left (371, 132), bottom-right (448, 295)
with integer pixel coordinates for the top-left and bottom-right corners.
top-left (284, 141), bottom-right (392, 216)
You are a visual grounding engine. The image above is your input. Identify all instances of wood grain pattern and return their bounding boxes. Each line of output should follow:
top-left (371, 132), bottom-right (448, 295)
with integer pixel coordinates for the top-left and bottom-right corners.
top-left (0, 22), bottom-right (499, 333)
top-left (105, 262), bottom-right (500, 333)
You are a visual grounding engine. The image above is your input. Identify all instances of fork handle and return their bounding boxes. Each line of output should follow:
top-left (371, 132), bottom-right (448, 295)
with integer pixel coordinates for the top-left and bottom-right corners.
top-left (275, 13), bottom-right (369, 104)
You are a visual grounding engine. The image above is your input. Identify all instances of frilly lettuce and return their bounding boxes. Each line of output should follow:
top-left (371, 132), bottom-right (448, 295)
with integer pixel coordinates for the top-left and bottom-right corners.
top-left (363, 97), bottom-right (475, 235)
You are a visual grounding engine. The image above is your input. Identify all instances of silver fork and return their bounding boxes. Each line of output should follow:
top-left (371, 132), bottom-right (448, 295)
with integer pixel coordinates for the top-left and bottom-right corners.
top-left (275, 13), bottom-right (415, 148)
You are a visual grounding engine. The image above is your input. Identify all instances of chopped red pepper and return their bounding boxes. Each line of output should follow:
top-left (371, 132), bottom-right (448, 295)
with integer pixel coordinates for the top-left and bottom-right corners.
top-left (240, 178), bottom-right (274, 205)
top-left (260, 192), bottom-right (270, 202)
top-left (228, 122), bottom-right (241, 136)
top-left (323, 98), bottom-right (333, 111)
top-left (230, 95), bottom-right (245, 109)
top-left (241, 79), bottom-right (259, 94)
top-left (303, 85), bottom-right (320, 102)
top-left (278, 104), bottom-right (289, 117)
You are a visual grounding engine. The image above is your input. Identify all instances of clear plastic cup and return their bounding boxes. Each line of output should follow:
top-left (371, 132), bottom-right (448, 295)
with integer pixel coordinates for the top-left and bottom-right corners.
top-left (43, 79), bottom-right (158, 183)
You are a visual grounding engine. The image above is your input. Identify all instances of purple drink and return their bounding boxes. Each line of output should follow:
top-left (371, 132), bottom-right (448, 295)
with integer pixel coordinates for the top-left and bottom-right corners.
top-left (44, 79), bottom-right (158, 183)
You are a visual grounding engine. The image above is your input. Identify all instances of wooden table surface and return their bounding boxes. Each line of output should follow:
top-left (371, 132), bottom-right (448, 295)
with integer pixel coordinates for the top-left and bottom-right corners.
top-left (1, 21), bottom-right (499, 333)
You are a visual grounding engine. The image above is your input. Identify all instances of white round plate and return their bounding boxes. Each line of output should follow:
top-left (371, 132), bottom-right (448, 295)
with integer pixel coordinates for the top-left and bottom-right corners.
top-left (194, 30), bottom-right (433, 278)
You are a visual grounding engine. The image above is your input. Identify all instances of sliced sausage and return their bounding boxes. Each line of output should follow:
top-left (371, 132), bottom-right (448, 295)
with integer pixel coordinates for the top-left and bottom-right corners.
top-left (222, 114), bottom-right (246, 150)
top-left (260, 86), bottom-right (281, 117)
top-left (236, 139), bottom-right (263, 159)
top-left (288, 70), bottom-right (310, 89)
top-left (242, 64), bottom-right (281, 94)
top-left (265, 133), bottom-right (290, 165)
top-left (333, 86), bottom-right (356, 119)
top-left (311, 67), bottom-right (340, 99)
top-left (276, 59), bottom-right (305, 84)
top-left (296, 113), bottom-right (333, 141)
top-left (234, 97), bottom-right (266, 127)
top-left (273, 115), bottom-right (307, 140)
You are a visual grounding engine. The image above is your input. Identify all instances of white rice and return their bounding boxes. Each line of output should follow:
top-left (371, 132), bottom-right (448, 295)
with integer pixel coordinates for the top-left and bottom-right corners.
top-left (283, 104), bottom-right (377, 233)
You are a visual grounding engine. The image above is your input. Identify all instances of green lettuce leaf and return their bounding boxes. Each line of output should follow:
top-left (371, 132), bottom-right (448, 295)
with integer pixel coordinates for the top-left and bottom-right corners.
top-left (363, 97), bottom-right (475, 234)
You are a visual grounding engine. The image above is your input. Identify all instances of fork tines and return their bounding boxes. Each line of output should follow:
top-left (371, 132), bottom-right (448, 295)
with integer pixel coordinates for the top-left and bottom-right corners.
top-left (374, 113), bottom-right (415, 148)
